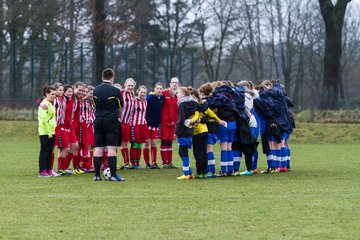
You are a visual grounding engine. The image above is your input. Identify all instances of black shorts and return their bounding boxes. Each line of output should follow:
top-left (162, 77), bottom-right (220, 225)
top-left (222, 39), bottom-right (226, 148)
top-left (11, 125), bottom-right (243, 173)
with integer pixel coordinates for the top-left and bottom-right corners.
top-left (94, 118), bottom-right (121, 147)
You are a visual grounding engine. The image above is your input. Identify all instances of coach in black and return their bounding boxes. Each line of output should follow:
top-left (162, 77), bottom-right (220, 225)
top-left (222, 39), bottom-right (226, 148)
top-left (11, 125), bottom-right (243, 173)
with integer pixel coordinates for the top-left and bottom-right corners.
top-left (92, 68), bottom-right (124, 181)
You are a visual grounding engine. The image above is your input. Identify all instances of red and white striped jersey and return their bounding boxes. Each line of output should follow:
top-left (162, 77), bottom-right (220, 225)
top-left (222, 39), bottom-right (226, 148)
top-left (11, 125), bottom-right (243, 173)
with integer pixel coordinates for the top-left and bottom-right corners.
top-left (130, 98), bottom-right (147, 126)
top-left (54, 96), bottom-right (65, 125)
top-left (120, 90), bottom-right (135, 124)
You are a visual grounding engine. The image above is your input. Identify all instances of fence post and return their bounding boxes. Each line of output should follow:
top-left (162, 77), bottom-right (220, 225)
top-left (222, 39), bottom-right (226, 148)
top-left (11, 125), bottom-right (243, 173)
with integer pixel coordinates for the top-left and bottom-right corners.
top-left (80, 43), bottom-right (83, 82)
top-left (31, 41), bottom-right (35, 120)
top-left (138, 46), bottom-right (143, 82)
top-left (64, 41), bottom-right (68, 84)
top-left (191, 50), bottom-right (194, 87)
top-left (178, 49), bottom-right (182, 84)
top-left (48, 41), bottom-right (52, 84)
top-left (111, 44), bottom-right (115, 69)
top-left (125, 44), bottom-right (129, 79)
top-left (166, 48), bottom-right (170, 84)
top-left (12, 40), bottom-right (16, 98)
top-left (152, 48), bottom-right (156, 86)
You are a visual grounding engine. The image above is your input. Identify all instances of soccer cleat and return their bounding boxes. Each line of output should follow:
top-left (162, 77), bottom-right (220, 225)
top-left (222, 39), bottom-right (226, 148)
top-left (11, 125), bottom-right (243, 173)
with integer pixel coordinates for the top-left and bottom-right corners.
top-left (239, 170), bottom-right (254, 175)
top-left (108, 174), bottom-right (125, 181)
top-left (167, 164), bottom-right (178, 169)
top-left (151, 164), bottom-right (160, 169)
top-left (216, 171), bottom-right (227, 177)
top-left (196, 174), bottom-right (207, 179)
top-left (163, 164), bottom-right (171, 169)
top-left (93, 176), bottom-right (102, 181)
top-left (120, 164), bottom-right (131, 170)
top-left (206, 172), bottom-right (217, 178)
top-left (132, 164), bottom-right (142, 169)
top-left (38, 170), bottom-right (52, 178)
top-left (176, 174), bottom-right (191, 180)
top-left (58, 169), bottom-right (67, 176)
top-left (65, 168), bottom-right (76, 175)
top-left (234, 171), bottom-right (241, 176)
top-left (48, 170), bottom-right (61, 177)
top-left (260, 168), bottom-right (274, 174)
top-left (145, 164), bottom-right (151, 169)
top-left (278, 167), bottom-right (288, 172)
top-left (269, 168), bottom-right (279, 174)
top-left (83, 167), bottom-right (94, 173)
top-left (253, 169), bottom-right (258, 174)
top-left (74, 168), bottom-right (85, 174)
top-left (226, 171), bottom-right (234, 177)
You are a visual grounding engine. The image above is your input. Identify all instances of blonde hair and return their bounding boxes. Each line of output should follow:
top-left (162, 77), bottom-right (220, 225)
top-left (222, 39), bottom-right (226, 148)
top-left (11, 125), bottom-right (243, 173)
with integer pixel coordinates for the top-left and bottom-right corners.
top-left (124, 78), bottom-right (136, 87)
top-left (137, 85), bottom-right (147, 94)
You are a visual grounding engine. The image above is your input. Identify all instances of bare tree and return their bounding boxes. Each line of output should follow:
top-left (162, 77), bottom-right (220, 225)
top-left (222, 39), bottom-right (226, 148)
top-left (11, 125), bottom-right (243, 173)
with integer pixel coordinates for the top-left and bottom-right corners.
top-left (318, 0), bottom-right (351, 109)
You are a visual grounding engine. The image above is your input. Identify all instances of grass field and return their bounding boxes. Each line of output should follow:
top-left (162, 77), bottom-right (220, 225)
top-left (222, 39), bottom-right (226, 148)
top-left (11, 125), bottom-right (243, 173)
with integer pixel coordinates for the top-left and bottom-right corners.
top-left (0, 121), bottom-right (359, 240)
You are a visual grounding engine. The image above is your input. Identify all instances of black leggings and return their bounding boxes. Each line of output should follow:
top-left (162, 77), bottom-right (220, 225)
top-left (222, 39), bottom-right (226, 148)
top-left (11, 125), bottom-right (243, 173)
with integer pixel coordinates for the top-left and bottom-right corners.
top-left (193, 133), bottom-right (208, 175)
top-left (39, 135), bottom-right (55, 173)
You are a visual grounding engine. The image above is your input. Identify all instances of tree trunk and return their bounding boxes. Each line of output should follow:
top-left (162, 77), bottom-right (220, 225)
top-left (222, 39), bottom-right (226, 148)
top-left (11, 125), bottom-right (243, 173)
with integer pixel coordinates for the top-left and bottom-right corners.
top-left (94, 0), bottom-right (106, 84)
top-left (318, 0), bottom-right (351, 109)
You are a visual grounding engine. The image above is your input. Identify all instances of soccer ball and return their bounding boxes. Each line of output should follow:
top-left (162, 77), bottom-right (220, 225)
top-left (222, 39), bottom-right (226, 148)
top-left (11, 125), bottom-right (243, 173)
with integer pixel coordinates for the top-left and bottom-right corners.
top-left (103, 168), bottom-right (111, 180)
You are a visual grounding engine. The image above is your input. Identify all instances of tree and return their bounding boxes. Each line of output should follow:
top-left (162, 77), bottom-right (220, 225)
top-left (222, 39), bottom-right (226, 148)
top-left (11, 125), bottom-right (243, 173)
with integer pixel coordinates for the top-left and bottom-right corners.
top-left (318, 0), bottom-right (351, 109)
top-left (93, 0), bottom-right (106, 84)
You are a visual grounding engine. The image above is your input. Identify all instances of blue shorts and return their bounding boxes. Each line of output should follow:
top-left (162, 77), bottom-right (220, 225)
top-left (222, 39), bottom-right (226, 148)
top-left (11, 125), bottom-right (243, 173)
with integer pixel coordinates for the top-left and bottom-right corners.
top-left (250, 127), bottom-right (259, 140)
top-left (207, 133), bottom-right (219, 145)
top-left (178, 137), bottom-right (192, 149)
top-left (218, 121), bottom-right (236, 143)
top-left (269, 133), bottom-right (288, 142)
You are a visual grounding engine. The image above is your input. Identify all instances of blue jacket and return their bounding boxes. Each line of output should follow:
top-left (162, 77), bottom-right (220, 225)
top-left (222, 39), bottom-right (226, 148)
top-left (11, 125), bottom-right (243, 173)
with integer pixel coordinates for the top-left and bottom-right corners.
top-left (254, 84), bottom-right (292, 134)
top-left (146, 93), bottom-right (165, 128)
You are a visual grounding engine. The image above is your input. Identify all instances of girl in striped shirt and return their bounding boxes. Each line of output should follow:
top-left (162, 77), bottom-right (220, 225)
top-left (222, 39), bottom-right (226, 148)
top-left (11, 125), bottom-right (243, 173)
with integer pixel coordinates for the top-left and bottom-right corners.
top-left (129, 85), bottom-right (148, 168)
top-left (120, 78), bottom-right (136, 169)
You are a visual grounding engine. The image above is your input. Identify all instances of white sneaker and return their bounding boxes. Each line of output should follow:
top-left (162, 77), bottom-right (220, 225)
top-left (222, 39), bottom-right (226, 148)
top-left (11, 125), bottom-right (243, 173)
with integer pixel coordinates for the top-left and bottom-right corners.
top-left (49, 170), bottom-right (61, 177)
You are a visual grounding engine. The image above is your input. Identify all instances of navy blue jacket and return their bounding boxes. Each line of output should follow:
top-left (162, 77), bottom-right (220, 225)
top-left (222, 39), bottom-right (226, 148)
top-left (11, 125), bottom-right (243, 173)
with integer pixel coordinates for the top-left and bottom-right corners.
top-left (146, 93), bottom-right (165, 128)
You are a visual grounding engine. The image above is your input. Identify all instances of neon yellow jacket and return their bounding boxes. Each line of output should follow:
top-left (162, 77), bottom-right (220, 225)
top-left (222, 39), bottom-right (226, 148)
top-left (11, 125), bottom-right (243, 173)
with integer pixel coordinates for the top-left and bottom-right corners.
top-left (38, 99), bottom-right (56, 136)
top-left (191, 108), bottom-right (221, 135)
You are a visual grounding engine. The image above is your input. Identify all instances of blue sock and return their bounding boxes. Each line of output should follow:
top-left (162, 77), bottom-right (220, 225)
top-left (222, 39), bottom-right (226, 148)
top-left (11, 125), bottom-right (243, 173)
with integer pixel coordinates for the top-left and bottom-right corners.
top-left (274, 149), bottom-right (281, 168)
top-left (207, 152), bottom-right (215, 173)
top-left (181, 156), bottom-right (190, 176)
top-left (220, 150), bottom-right (227, 173)
top-left (267, 153), bottom-right (273, 169)
top-left (252, 150), bottom-right (258, 170)
top-left (287, 148), bottom-right (291, 168)
top-left (281, 147), bottom-right (287, 168)
top-left (233, 151), bottom-right (241, 171)
top-left (227, 150), bottom-right (234, 172)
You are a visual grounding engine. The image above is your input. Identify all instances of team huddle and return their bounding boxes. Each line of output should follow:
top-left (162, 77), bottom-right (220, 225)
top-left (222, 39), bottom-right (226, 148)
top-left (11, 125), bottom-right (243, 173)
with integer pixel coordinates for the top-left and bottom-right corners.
top-left (37, 68), bottom-right (295, 181)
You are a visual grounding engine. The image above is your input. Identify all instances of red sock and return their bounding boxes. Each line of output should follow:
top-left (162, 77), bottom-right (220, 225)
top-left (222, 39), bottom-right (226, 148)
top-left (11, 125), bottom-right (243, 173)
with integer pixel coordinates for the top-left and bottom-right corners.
top-left (151, 146), bottom-right (157, 165)
top-left (160, 146), bottom-right (167, 164)
top-left (121, 148), bottom-right (129, 165)
top-left (136, 148), bottom-right (142, 163)
top-left (66, 153), bottom-right (74, 169)
top-left (57, 156), bottom-right (66, 171)
top-left (143, 148), bottom-right (150, 165)
top-left (130, 148), bottom-right (136, 164)
top-left (73, 155), bottom-right (80, 169)
top-left (167, 147), bottom-right (173, 164)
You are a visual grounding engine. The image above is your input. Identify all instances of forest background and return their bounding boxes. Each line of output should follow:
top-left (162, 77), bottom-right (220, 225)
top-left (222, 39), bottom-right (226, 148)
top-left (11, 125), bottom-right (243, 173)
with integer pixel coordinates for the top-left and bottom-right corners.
top-left (0, 0), bottom-right (359, 111)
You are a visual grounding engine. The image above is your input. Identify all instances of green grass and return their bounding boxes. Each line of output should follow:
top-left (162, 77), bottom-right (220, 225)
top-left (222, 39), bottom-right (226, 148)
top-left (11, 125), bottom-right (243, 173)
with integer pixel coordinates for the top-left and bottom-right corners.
top-left (0, 121), bottom-right (359, 239)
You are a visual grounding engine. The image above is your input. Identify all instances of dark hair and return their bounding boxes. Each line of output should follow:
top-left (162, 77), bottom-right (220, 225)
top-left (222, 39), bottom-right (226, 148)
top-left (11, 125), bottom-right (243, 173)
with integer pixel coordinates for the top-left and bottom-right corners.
top-left (42, 84), bottom-right (56, 97)
top-left (199, 83), bottom-right (213, 96)
top-left (63, 84), bottom-right (73, 93)
top-left (190, 88), bottom-right (201, 103)
top-left (102, 68), bottom-right (115, 80)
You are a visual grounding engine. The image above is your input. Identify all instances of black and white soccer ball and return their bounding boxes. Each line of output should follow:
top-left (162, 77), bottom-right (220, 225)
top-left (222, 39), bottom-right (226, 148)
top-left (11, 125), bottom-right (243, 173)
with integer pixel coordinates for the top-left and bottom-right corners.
top-left (103, 168), bottom-right (111, 181)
